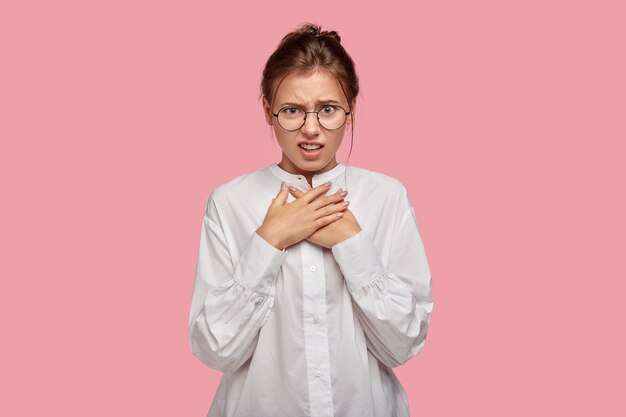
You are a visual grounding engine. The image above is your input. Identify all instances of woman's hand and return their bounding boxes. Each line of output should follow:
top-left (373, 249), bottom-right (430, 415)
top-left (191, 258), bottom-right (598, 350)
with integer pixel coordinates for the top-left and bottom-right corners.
top-left (256, 182), bottom-right (349, 250)
top-left (287, 186), bottom-right (362, 249)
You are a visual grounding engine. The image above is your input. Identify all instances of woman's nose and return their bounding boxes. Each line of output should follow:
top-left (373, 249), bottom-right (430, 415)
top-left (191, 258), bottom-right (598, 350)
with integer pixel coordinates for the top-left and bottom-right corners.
top-left (301, 113), bottom-right (321, 135)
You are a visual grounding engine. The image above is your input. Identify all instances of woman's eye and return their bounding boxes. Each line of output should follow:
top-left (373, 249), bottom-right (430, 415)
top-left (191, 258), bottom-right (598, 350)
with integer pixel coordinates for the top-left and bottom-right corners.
top-left (284, 107), bottom-right (300, 115)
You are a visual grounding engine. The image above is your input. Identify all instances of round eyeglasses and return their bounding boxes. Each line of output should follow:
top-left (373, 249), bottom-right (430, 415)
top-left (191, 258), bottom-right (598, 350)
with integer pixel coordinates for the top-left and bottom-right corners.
top-left (272, 105), bottom-right (351, 131)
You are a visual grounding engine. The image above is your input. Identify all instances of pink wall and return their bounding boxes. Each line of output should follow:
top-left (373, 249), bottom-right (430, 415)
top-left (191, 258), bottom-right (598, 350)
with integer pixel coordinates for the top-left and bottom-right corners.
top-left (1, 1), bottom-right (624, 415)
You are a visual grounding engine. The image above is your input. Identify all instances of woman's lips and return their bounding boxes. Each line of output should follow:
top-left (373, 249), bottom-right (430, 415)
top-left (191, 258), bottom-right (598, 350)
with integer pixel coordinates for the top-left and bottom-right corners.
top-left (299, 145), bottom-right (323, 159)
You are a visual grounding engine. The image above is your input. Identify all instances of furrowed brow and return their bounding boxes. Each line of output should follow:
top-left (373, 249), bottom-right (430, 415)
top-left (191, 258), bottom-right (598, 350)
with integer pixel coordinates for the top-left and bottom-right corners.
top-left (279, 99), bottom-right (341, 107)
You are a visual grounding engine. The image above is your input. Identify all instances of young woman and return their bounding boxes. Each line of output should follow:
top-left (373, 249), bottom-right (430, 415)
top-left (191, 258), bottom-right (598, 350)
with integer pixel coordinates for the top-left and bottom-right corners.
top-left (189, 23), bottom-right (434, 417)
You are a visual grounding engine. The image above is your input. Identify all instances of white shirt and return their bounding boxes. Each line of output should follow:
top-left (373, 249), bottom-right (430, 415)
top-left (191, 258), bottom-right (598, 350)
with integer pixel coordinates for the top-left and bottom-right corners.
top-left (189, 162), bottom-right (434, 417)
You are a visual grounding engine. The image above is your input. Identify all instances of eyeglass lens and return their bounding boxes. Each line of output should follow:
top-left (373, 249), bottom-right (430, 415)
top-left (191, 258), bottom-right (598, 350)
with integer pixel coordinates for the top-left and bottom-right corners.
top-left (277, 106), bottom-right (347, 131)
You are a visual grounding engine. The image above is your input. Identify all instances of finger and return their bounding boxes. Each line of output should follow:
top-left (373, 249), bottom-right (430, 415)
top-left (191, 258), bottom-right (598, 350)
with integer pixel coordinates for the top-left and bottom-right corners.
top-left (271, 182), bottom-right (289, 207)
top-left (313, 210), bottom-right (345, 228)
top-left (313, 200), bottom-right (349, 219)
top-left (287, 184), bottom-right (305, 198)
top-left (298, 181), bottom-right (333, 204)
top-left (309, 188), bottom-right (347, 210)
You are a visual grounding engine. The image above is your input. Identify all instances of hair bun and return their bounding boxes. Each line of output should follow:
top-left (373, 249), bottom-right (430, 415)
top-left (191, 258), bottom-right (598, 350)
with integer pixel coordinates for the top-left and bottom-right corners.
top-left (306, 24), bottom-right (321, 36)
top-left (299, 23), bottom-right (341, 43)
top-left (324, 30), bottom-right (341, 43)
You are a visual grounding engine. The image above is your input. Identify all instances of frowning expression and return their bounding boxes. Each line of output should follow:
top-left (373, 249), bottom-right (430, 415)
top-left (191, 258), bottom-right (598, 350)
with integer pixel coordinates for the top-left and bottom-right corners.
top-left (263, 70), bottom-right (354, 177)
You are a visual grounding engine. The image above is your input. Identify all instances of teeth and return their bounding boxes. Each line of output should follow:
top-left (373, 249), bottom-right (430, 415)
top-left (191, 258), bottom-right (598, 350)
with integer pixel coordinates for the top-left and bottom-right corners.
top-left (300, 144), bottom-right (322, 150)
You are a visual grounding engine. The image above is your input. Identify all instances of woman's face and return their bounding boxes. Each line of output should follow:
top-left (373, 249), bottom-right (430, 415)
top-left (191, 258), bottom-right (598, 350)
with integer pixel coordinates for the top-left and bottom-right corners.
top-left (263, 70), bottom-right (354, 178)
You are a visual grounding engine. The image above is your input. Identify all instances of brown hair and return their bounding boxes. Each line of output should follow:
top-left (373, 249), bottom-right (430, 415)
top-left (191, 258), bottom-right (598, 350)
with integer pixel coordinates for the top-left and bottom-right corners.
top-left (259, 22), bottom-right (359, 191)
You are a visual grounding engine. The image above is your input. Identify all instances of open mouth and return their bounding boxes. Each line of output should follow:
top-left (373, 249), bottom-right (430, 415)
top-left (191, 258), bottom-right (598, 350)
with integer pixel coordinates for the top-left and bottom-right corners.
top-left (299, 144), bottom-right (324, 152)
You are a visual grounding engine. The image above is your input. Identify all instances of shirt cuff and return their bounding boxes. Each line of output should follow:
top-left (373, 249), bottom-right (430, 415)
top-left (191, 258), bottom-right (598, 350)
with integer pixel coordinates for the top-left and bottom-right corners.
top-left (234, 231), bottom-right (289, 295)
top-left (331, 229), bottom-right (386, 293)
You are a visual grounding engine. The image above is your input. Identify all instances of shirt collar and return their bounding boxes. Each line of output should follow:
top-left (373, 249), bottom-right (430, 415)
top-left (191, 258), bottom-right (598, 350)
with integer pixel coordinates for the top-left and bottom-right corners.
top-left (267, 162), bottom-right (346, 187)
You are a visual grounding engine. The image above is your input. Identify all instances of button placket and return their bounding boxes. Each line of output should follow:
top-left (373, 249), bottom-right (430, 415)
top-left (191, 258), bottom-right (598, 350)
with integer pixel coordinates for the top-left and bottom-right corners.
top-left (301, 241), bottom-right (333, 416)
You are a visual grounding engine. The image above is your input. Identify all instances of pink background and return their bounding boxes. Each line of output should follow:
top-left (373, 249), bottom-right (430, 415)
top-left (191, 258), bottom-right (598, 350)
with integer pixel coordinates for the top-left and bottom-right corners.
top-left (1, 1), bottom-right (624, 415)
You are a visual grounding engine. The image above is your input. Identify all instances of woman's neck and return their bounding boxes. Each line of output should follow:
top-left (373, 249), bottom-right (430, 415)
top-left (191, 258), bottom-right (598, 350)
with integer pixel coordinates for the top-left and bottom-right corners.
top-left (278, 157), bottom-right (338, 187)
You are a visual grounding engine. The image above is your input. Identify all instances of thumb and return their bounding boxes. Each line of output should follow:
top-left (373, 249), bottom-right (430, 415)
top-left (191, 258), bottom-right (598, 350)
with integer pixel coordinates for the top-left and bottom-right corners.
top-left (270, 182), bottom-right (289, 207)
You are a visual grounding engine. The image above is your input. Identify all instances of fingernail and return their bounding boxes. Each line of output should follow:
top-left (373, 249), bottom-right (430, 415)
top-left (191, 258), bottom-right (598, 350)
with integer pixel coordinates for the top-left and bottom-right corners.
top-left (323, 181), bottom-right (332, 187)
top-left (288, 185), bottom-right (297, 192)
top-left (280, 181), bottom-right (286, 190)
top-left (339, 190), bottom-right (348, 197)
top-left (342, 200), bottom-right (350, 207)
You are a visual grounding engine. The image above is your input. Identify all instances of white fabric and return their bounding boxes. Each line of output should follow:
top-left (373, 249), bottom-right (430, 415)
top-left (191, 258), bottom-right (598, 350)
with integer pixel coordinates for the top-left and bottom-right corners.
top-left (188, 162), bottom-right (434, 417)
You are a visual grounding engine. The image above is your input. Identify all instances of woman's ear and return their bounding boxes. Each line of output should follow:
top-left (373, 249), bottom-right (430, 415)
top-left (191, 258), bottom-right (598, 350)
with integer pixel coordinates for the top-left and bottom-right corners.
top-left (347, 99), bottom-right (356, 125)
top-left (262, 96), bottom-right (273, 126)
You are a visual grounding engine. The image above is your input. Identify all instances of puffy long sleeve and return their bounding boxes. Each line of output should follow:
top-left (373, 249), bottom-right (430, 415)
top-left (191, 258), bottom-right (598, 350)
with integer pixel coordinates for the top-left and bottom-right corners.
top-left (188, 195), bottom-right (288, 373)
top-left (331, 189), bottom-right (434, 369)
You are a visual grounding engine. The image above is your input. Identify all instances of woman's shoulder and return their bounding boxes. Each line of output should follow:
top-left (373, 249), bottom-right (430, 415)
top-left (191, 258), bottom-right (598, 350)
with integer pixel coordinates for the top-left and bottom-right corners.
top-left (204, 165), bottom-right (272, 206)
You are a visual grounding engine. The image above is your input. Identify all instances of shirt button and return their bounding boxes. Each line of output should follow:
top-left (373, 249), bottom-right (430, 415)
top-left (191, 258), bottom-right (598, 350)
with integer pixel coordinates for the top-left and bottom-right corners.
top-left (315, 369), bottom-right (321, 377)
top-left (310, 265), bottom-right (317, 272)
top-left (313, 315), bottom-right (319, 324)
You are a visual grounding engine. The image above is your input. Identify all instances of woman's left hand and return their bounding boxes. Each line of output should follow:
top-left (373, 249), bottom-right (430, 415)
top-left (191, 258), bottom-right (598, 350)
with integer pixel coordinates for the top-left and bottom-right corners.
top-left (288, 186), bottom-right (362, 248)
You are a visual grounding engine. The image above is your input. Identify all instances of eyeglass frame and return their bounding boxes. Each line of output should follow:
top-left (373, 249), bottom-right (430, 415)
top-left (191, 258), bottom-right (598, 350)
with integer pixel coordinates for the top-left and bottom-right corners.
top-left (271, 104), bottom-right (351, 131)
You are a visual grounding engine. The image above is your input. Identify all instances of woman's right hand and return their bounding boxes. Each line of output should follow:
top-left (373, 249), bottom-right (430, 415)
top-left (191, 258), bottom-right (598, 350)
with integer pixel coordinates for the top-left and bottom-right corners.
top-left (256, 181), bottom-right (348, 250)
